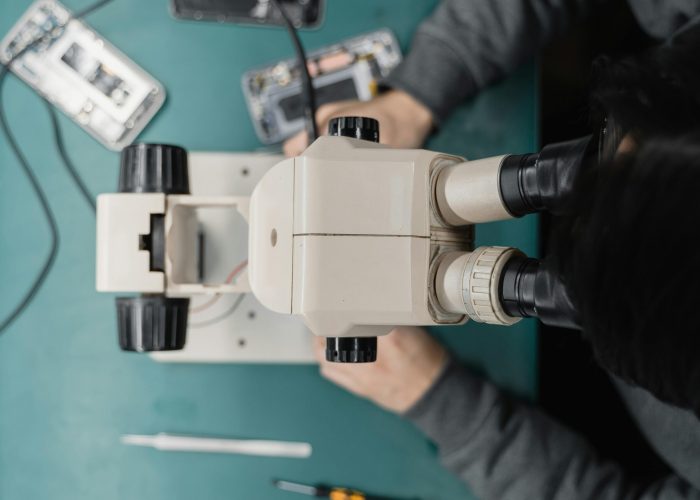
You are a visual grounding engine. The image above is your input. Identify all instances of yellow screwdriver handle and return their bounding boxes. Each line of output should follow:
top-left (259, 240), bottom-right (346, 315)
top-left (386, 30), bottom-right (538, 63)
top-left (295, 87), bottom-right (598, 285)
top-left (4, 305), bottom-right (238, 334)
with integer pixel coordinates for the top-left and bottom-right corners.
top-left (329, 489), bottom-right (366, 500)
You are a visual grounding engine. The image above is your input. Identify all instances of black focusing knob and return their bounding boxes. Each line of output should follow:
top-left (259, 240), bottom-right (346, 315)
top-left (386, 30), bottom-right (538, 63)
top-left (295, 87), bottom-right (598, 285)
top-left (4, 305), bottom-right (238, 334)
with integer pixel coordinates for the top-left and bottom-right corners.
top-left (119, 143), bottom-right (190, 194)
top-left (116, 295), bottom-right (190, 352)
top-left (328, 116), bottom-right (380, 143)
top-left (326, 336), bottom-right (378, 363)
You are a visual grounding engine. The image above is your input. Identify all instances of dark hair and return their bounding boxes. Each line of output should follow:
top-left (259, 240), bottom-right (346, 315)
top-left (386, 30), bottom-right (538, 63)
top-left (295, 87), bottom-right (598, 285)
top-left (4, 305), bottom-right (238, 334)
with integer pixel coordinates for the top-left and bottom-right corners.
top-left (568, 134), bottom-right (700, 416)
top-left (554, 25), bottom-right (700, 414)
top-left (589, 23), bottom-right (700, 160)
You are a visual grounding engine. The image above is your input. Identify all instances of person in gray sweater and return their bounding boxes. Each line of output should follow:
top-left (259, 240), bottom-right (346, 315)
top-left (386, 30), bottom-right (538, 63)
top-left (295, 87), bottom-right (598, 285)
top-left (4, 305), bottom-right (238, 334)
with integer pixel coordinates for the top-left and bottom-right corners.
top-left (290, 1), bottom-right (700, 498)
top-left (284, 0), bottom-right (700, 156)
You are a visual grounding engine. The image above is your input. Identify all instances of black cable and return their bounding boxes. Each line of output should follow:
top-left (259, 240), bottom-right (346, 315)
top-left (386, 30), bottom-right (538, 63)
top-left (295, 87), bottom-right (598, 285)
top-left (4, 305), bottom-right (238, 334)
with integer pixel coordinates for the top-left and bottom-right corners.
top-left (0, 72), bottom-right (60, 335)
top-left (0, 0), bottom-right (113, 336)
top-left (188, 294), bottom-right (247, 329)
top-left (73, 0), bottom-right (114, 18)
top-left (45, 101), bottom-right (96, 212)
top-left (270, 0), bottom-right (318, 142)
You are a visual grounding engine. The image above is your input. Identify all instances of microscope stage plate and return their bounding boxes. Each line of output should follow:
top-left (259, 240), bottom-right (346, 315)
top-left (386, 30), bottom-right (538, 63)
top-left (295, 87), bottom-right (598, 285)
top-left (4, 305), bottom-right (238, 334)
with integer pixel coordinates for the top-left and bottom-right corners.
top-left (150, 152), bottom-right (315, 364)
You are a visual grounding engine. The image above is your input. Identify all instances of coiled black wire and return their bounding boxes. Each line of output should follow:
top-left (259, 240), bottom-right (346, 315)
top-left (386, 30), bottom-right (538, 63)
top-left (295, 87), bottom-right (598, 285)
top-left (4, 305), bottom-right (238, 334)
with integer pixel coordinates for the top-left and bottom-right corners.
top-left (0, 0), bottom-right (112, 335)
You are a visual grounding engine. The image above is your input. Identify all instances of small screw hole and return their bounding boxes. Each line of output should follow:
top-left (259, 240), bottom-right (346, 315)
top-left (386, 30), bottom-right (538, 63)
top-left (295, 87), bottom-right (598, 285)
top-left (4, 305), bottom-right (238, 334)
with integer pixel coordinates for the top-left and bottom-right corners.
top-left (238, 338), bottom-right (246, 347)
top-left (241, 167), bottom-right (249, 176)
top-left (247, 310), bottom-right (256, 320)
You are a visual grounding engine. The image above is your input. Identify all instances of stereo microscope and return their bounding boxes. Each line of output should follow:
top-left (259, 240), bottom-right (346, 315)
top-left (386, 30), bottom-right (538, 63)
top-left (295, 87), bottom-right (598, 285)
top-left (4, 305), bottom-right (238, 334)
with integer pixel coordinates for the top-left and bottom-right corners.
top-left (96, 117), bottom-right (588, 362)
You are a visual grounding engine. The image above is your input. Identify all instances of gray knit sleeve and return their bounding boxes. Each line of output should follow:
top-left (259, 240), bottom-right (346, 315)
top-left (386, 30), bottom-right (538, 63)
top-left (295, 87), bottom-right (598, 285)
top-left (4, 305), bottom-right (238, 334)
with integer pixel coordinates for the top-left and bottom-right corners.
top-left (403, 357), bottom-right (700, 499)
top-left (384, 0), bottom-right (591, 123)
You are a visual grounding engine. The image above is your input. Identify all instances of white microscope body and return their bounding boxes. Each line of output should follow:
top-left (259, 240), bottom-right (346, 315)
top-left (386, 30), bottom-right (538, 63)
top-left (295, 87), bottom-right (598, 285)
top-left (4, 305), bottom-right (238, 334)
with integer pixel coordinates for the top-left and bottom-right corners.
top-left (96, 117), bottom-right (539, 361)
top-left (248, 135), bottom-right (520, 340)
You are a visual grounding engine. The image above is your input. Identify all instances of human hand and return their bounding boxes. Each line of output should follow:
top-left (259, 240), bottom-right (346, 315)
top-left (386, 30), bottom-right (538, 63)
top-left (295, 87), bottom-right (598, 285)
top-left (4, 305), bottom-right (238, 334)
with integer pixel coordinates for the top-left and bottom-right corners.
top-left (314, 327), bottom-right (448, 414)
top-left (283, 89), bottom-right (434, 156)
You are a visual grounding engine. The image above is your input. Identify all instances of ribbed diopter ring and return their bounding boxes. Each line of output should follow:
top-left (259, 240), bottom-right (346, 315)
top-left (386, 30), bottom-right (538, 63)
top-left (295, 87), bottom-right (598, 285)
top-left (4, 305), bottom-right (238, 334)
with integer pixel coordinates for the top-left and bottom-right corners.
top-left (461, 246), bottom-right (522, 326)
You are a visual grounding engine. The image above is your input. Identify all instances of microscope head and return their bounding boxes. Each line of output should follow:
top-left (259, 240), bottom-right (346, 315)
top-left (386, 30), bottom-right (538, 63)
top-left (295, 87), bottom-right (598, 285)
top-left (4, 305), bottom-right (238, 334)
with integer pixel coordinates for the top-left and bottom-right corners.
top-left (248, 117), bottom-right (473, 362)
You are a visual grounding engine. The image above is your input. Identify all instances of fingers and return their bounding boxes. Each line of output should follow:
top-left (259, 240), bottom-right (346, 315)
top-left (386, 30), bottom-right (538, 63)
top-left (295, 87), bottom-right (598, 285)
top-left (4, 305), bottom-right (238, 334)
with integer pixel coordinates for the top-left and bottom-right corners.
top-left (312, 336), bottom-right (326, 362)
top-left (313, 334), bottom-right (377, 397)
top-left (281, 92), bottom-right (432, 155)
top-left (283, 130), bottom-right (309, 157)
top-left (311, 329), bottom-right (447, 413)
top-left (319, 363), bottom-right (368, 397)
top-left (282, 100), bottom-right (365, 157)
top-left (314, 100), bottom-right (357, 133)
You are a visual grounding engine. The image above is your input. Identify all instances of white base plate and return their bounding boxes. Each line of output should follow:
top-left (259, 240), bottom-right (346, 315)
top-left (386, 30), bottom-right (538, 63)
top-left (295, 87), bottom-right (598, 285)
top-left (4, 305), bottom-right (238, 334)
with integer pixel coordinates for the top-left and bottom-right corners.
top-left (150, 152), bottom-right (315, 364)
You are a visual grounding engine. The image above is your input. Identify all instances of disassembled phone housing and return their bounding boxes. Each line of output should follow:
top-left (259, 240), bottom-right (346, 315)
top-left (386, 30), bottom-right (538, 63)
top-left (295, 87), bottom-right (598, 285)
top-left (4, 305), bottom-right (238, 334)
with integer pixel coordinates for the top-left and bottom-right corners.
top-left (0, 0), bottom-right (165, 151)
top-left (242, 29), bottom-right (401, 144)
top-left (170, 0), bottom-right (325, 29)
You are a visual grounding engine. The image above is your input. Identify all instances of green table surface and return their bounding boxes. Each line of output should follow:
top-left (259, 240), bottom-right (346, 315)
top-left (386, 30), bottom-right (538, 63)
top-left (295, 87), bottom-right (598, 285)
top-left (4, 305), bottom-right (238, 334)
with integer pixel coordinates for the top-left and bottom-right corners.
top-left (0, 1), bottom-right (538, 499)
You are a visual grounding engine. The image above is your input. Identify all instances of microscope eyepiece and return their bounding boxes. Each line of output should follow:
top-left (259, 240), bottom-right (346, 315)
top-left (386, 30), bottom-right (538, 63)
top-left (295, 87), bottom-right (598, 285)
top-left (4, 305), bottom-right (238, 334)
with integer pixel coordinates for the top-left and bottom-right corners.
top-left (326, 337), bottom-right (378, 363)
top-left (499, 255), bottom-right (539, 318)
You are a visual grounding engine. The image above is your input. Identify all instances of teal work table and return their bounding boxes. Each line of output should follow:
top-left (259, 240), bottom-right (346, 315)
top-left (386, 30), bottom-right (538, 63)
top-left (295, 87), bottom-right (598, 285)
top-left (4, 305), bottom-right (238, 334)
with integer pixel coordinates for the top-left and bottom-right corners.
top-left (0, 1), bottom-right (538, 499)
